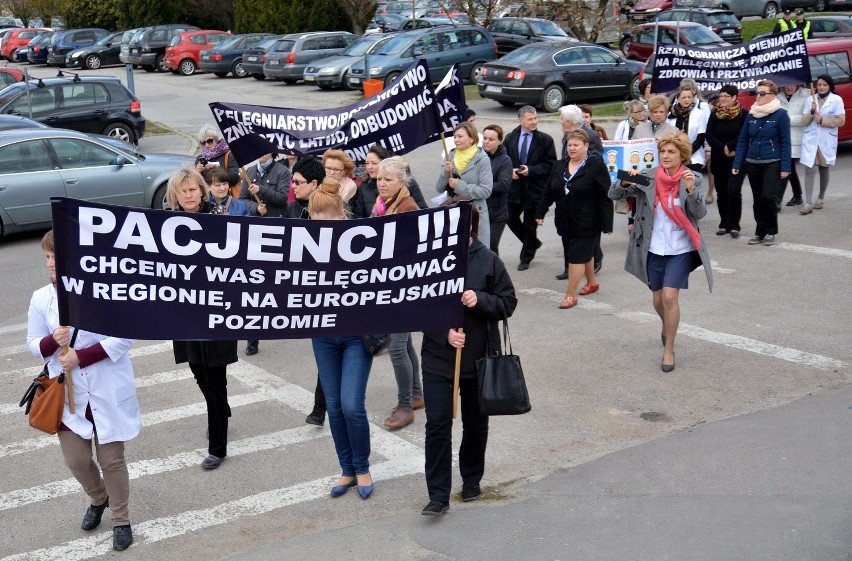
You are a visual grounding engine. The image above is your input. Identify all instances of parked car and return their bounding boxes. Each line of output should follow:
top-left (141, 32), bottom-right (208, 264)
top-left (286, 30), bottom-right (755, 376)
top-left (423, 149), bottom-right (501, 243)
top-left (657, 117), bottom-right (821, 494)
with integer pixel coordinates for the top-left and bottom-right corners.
top-left (0, 76), bottom-right (145, 144)
top-left (26, 31), bottom-right (54, 64)
top-left (0, 128), bottom-right (194, 238)
top-left (120, 27), bottom-right (146, 64)
top-left (0, 28), bottom-right (17, 58)
top-left (127, 24), bottom-right (199, 72)
top-left (478, 41), bottom-right (643, 112)
top-left (348, 25), bottom-right (497, 88)
top-left (0, 67), bottom-right (25, 88)
top-left (46, 28), bottom-right (109, 66)
top-left (0, 114), bottom-right (49, 131)
top-left (65, 30), bottom-right (126, 69)
top-left (199, 33), bottom-right (275, 78)
top-left (648, 8), bottom-right (743, 43)
top-left (778, 0), bottom-right (826, 12)
top-left (240, 36), bottom-right (281, 80)
top-left (11, 40), bottom-right (33, 62)
top-left (263, 31), bottom-right (357, 84)
top-left (807, 15), bottom-right (852, 37)
top-left (384, 0), bottom-right (440, 19)
top-left (304, 34), bottom-right (393, 90)
top-left (163, 29), bottom-right (231, 75)
top-left (1, 27), bottom-right (50, 60)
top-left (399, 17), bottom-right (458, 30)
top-left (487, 17), bottom-right (578, 56)
top-left (623, 21), bottom-right (728, 61)
top-left (373, 13), bottom-right (409, 32)
top-left (691, 0), bottom-right (777, 18)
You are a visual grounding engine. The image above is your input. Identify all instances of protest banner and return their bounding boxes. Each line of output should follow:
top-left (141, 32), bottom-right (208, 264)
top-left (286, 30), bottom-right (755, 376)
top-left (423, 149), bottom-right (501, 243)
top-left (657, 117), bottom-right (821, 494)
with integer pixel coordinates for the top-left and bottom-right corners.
top-left (209, 60), bottom-right (467, 165)
top-left (652, 29), bottom-right (811, 94)
top-left (429, 63), bottom-right (470, 142)
top-left (50, 198), bottom-right (471, 341)
top-left (602, 138), bottom-right (659, 184)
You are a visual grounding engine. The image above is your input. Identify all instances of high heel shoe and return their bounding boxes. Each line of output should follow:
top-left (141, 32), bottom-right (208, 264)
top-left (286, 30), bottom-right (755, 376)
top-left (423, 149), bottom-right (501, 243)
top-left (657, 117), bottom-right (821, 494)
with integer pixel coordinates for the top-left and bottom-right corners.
top-left (356, 474), bottom-right (374, 499)
top-left (661, 353), bottom-right (675, 373)
top-left (330, 478), bottom-right (356, 498)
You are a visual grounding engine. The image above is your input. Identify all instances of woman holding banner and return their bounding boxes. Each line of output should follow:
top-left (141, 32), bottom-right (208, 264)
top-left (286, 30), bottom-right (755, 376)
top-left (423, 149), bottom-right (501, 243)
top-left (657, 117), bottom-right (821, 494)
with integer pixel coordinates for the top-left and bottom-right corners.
top-left (351, 145), bottom-right (428, 219)
top-left (732, 80), bottom-right (791, 246)
top-left (706, 84), bottom-right (747, 239)
top-left (27, 230), bottom-right (140, 551)
top-left (609, 132), bottom-right (713, 372)
top-left (800, 74), bottom-right (845, 214)
top-left (308, 178), bottom-right (377, 500)
top-left (166, 166), bottom-right (238, 470)
top-left (435, 122), bottom-right (494, 245)
top-left (420, 203), bottom-right (517, 515)
top-left (371, 156), bottom-right (424, 429)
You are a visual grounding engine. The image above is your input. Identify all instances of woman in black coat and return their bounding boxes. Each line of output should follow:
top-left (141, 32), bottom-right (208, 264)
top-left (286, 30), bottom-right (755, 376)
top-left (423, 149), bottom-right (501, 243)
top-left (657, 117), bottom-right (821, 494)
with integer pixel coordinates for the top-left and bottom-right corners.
top-left (165, 166), bottom-right (238, 470)
top-left (482, 124), bottom-right (514, 255)
top-left (706, 84), bottom-right (747, 238)
top-left (420, 204), bottom-right (517, 516)
top-left (351, 144), bottom-right (428, 219)
top-left (536, 129), bottom-right (613, 310)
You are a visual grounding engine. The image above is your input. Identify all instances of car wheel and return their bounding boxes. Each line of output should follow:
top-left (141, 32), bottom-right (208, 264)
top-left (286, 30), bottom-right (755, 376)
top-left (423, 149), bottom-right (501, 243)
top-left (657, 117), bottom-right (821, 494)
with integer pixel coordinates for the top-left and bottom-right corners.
top-left (540, 84), bottom-right (565, 113)
top-left (179, 59), bottom-right (196, 76)
top-left (214, 72), bottom-right (228, 78)
top-left (498, 100), bottom-right (515, 107)
top-left (628, 75), bottom-right (640, 100)
top-left (253, 73), bottom-right (265, 80)
top-left (469, 62), bottom-right (484, 82)
top-left (814, 0), bottom-right (826, 10)
top-left (85, 54), bottom-right (102, 70)
top-left (142, 65), bottom-right (155, 72)
top-left (155, 53), bottom-right (167, 72)
top-left (763, 1), bottom-right (778, 18)
top-left (384, 71), bottom-right (400, 87)
top-left (283, 78), bottom-right (298, 84)
top-left (318, 82), bottom-right (333, 90)
top-left (104, 122), bottom-right (135, 145)
top-left (153, 183), bottom-right (169, 210)
top-left (619, 36), bottom-right (630, 56)
top-left (232, 61), bottom-right (247, 78)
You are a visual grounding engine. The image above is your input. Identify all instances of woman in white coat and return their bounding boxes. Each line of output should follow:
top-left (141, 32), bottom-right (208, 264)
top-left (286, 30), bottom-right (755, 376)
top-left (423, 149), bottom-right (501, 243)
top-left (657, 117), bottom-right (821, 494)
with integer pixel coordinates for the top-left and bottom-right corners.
top-left (800, 74), bottom-right (846, 214)
top-left (26, 231), bottom-right (140, 552)
top-left (436, 122), bottom-right (494, 243)
top-left (777, 83), bottom-right (810, 207)
top-left (666, 84), bottom-right (710, 173)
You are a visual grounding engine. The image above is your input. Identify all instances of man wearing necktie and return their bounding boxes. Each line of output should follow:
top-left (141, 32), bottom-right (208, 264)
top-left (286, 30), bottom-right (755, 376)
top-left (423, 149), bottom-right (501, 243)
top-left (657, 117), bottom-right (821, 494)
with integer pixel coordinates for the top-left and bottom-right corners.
top-left (504, 106), bottom-right (556, 271)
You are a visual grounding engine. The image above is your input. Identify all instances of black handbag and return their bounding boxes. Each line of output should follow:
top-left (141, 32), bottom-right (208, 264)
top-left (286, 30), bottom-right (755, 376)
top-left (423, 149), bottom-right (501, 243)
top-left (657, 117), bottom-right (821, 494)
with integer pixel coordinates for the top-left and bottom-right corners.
top-left (361, 334), bottom-right (390, 356)
top-left (475, 319), bottom-right (531, 416)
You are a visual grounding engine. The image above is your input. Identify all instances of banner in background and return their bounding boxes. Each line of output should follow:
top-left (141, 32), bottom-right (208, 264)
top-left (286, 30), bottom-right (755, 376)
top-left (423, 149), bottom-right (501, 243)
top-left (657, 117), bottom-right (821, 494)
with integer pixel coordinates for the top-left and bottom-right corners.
top-left (51, 198), bottom-right (471, 341)
top-left (652, 29), bottom-right (811, 93)
top-left (602, 138), bottom-right (659, 184)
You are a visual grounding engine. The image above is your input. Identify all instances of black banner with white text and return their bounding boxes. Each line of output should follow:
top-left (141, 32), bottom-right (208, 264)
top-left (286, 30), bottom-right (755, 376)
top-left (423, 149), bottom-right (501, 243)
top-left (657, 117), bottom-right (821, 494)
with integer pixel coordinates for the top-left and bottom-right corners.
top-left (51, 198), bottom-right (471, 340)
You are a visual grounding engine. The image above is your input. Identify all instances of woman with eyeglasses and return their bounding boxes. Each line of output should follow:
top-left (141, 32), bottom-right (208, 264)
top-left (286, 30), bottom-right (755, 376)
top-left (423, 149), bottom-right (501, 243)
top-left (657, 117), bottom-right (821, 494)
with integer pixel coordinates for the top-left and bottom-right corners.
top-left (614, 100), bottom-right (647, 141)
top-left (706, 84), bottom-right (747, 239)
top-left (321, 150), bottom-right (358, 206)
top-left (195, 124), bottom-right (240, 188)
top-left (732, 79), bottom-right (791, 246)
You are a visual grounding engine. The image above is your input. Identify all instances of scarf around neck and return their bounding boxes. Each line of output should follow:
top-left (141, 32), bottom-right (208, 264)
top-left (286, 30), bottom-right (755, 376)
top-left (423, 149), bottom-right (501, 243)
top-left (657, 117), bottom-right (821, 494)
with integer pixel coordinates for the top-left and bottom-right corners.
top-left (654, 164), bottom-right (702, 251)
top-left (453, 145), bottom-right (477, 173)
top-left (201, 139), bottom-right (230, 161)
top-left (372, 185), bottom-right (412, 217)
top-left (748, 97), bottom-right (781, 118)
top-left (715, 101), bottom-right (741, 120)
top-left (671, 101), bottom-right (695, 120)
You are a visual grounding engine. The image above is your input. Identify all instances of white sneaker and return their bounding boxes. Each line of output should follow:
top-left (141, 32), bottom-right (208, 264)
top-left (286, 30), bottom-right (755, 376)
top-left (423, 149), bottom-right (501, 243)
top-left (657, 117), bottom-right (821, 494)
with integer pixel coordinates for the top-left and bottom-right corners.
top-left (814, 199), bottom-right (824, 209)
top-left (800, 204), bottom-right (813, 215)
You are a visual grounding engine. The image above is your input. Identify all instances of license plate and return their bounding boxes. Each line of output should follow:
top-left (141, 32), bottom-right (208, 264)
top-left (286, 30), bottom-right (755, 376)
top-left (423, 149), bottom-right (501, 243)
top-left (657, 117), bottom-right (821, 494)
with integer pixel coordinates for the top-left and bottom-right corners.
top-left (722, 29), bottom-right (734, 34)
top-left (246, 56), bottom-right (257, 61)
top-left (269, 60), bottom-right (279, 65)
top-left (349, 78), bottom-right (360, 86)
top-left (304, 75), bottom-right (315, 82)
top-left (485, 85), bottom-right (502, 93)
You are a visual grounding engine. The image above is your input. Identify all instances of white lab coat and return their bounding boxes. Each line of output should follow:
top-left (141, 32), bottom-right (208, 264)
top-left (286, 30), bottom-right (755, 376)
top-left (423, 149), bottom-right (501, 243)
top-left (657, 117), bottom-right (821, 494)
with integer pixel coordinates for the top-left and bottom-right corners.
top-left (800, 92), bottom-right (844, 167)
top-left (667, 102), bottom-right (710, 167)
top-left (778, 87), bottom-right (810, 159)
top-left (26, 284), bottom-right (140, 444)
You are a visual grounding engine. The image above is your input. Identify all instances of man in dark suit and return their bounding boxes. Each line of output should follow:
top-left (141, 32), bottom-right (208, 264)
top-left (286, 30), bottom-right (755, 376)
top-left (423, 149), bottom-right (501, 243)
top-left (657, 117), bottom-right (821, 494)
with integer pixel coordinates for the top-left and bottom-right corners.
top-left (504, 106), bottom-right (557, 271)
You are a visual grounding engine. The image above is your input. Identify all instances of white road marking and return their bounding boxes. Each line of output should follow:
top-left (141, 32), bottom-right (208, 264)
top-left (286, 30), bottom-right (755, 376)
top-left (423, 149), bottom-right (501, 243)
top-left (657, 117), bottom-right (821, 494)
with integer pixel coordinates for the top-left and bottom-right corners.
top-left (3, 342), bottom-right (173, 379)
top-left (0, 426), bottom-right (328, 512)
top-left (0, 323), bottom-right (27, 336)
top-left (710, 260), bottom-right (736, 274)
top-left (777, 242), bottom-right (852, 259)
top-left (521, 287), bottom-right (848, 370)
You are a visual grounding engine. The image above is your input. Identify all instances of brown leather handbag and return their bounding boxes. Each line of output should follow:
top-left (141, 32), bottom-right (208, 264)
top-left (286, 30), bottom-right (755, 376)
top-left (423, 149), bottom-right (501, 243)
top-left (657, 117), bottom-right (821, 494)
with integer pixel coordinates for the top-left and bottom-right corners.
top-left (27, 372), bottom-right (67, 434)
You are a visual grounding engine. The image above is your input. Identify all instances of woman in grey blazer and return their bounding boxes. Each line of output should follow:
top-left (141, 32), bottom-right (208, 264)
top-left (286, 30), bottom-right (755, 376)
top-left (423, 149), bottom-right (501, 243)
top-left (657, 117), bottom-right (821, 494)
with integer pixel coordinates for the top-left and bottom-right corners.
top-left (609, 132), bottom-right (713, 372)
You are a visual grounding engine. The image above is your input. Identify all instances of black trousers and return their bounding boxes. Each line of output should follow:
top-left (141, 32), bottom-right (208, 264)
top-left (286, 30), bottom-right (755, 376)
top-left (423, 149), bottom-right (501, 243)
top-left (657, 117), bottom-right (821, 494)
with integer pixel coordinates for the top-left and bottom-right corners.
top-left (507, 203), bottom-right (540, 264)
top-left (489, 220), bottom-right (507, 255)
top-left (313, 374), bottom-right (326, 410)
top-left (189, 362), bottom-right (231, 458)
top-left (712, 159), bottom-right (742, 232)
top-left (777, 158), bottom-right (802, 202)
top-left (423, 371), bottom-right (489, 502)
top-left (746, 161), bottom-right (780, 237)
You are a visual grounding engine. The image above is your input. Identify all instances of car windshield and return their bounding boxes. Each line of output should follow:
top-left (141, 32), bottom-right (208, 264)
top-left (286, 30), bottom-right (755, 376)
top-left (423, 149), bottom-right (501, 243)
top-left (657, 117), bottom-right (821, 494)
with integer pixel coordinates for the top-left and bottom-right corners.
top-left (529, 20), bottom-right (568, 37)
top-left (94, 33), bottom-right (119, 46)
top-left (49, 33), bottom-right (60, 46)
top-left (271, 39), bottom-right (295, 52)
top-left (215, 36), bottom-right (241, 50)
top-left (708, 13), bottom-right (738, 26)
top-left (373, 35), bottom-right (412, 55)
top-left (344, 37), bottom-right (380, 56)
top-left (130, 29), bottom-right (146, 43)
top-left (680, 26), bottom-right (722, 44)
top-left (253, 37), bottom-right (278, 51)
top-left (0, 84), bottom-right (24, 106)
top-left (500, 45), bottom-right (550, 64)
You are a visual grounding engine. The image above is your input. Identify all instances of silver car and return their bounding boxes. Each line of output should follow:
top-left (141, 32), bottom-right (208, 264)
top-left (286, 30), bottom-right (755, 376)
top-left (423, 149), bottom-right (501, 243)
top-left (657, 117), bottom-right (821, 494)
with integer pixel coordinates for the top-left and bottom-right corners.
top-left (0, 129), bottom-right (193, 238)
top-left (303, 34), bottom-right (394, 90)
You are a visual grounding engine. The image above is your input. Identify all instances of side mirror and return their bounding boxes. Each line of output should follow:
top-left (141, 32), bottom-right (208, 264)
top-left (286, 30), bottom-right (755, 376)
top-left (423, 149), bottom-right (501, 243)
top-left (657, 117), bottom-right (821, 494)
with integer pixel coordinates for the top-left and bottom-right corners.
top-left (115, 155), bottom-right (127, 167)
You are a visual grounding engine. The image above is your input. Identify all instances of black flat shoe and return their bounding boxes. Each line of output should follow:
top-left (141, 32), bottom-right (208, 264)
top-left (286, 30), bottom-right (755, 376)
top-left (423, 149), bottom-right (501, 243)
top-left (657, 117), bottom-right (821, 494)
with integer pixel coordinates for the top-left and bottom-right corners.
top-left (245, 341), bottom-right (258, 356)
top-left (113, 525), bottom-right (133, 551)
top-left (461, 483), bottom-right (481, 502)
top-left (517, 262), bottom-right (530, 271)
top-left (555, 271), bottom-right (568, 280)
top-left (81, 499), bottom-right (109, 531)
top-left (421, 500), bottom-right (450, 515)
top-left (305, 408), bottom-right (326, 426)
top-left (201, 455), bottom-right (224, 470)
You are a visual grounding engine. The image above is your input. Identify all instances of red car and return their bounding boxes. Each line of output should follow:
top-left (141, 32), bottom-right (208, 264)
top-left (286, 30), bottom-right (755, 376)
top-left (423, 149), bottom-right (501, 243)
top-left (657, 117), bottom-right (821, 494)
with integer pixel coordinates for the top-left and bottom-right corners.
top-left (623, 21), bottom-right (728, 61)
top-left (0, 67), bottom-right (24, 88)
top-left (163, 29), bottom-right (231, 75)
top-left (630, 0), bottom-right (673, 22)
top-left (1, 27), bottom-right (50, 60)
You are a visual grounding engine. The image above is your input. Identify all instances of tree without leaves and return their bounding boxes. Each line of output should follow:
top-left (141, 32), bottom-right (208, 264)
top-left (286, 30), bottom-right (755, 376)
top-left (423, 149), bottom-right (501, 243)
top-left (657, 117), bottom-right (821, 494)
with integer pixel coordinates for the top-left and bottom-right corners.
top-left (336, 0), bottom-right (376, 34)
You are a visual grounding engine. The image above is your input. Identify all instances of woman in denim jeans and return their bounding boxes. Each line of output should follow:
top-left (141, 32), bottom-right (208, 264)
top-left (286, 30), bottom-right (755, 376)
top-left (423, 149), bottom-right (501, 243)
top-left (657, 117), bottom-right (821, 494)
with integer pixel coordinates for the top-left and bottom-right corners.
top-left (308, 178), bottom-right (376, 500)
top-left (371, 156), bottom-right (424, 429)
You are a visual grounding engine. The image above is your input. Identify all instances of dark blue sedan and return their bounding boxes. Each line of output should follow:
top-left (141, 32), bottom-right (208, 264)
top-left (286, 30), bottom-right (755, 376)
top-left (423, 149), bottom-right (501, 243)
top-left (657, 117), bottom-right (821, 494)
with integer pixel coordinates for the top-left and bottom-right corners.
top-left (26, 32), bottom-right (54, 64)
top-left (200, 33), bottom-right (275, 78)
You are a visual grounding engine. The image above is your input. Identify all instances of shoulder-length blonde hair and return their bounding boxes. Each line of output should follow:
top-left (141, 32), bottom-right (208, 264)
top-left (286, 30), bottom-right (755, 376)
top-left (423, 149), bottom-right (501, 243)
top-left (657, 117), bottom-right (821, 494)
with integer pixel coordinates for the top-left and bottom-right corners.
top-left (322, 149), bottom-right (355, 176)
top-left (166, 165), bottom-right (208, 208)
top-left (657, 131), bottom-right (692, 164)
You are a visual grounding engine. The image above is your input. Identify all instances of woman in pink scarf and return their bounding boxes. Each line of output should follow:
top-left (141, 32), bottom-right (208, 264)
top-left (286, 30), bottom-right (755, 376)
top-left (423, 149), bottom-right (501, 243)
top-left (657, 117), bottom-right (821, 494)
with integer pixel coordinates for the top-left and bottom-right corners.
top-left (609, 132), bottom-right (713, 372)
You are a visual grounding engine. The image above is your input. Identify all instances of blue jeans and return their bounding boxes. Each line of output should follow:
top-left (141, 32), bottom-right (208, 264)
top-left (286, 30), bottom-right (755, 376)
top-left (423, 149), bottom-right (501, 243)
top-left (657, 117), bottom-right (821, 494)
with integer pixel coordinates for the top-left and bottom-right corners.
top-left (312, 337), bottom-right (373, 476)
top-left (388, 332), bottom-right (422, 408)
